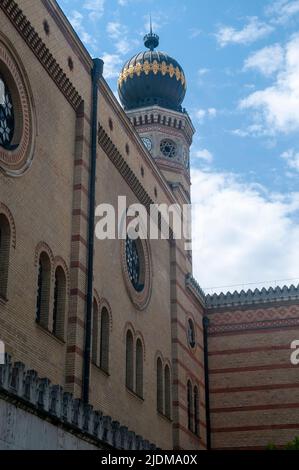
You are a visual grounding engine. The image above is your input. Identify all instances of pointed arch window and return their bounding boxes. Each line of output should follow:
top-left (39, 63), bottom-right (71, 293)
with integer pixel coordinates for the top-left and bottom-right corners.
top-left (164, 365), bottom-right (171, 419)
top-left (135, 338), bottom-right (143, 398)
top-left (126, 330), bottom-right (134, 391)
top-left (157, 357), bottom-right (163, 414)
top-left (100, 307), bottom-right (110, 373)
top-left (92, 299), bottom-right (99, 365)
top-left (36, 253), bottom-right (51, 328)
top-left (0, 214), bottom-right (11, 299)
top-left (187, 380), bottom-right (193, 432)
top-left (52, 266), bottom-right (66, 340)
top-left (194, 386), bottom-right (199, 436)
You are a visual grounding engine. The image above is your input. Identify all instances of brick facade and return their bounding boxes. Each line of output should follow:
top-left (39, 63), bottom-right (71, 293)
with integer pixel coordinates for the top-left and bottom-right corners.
top-left (0, 0), bottom-right (298, 451)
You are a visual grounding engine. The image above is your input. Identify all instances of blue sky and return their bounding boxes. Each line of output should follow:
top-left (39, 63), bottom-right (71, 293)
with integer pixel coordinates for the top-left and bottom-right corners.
top-left (58, 0), bottom-right (299, 293)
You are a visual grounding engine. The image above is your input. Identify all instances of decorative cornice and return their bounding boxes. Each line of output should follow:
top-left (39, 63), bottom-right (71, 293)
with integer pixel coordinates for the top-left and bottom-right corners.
top-left (118, 60), bottom-right (186, 89)
top-left (99, 79), bottom-right (182, 207)
top-left (185, 275), bottom-right (299, 313)
top-left (208, 316), bottom-right (299, 335)
top-left (98, 124), bottom-right (154, 212)
top-left (185, 273), bottom-right (206, 307)
top-left (0, 0), bottom-right (82, 110)
top-left (0, 355), bottom-right (157, 450)
top-left (206, 284), bottom-right (299, 310)
top-left (98, 124), bottom-right (176, 241)
top-left (42, 0), bottom-right (93, 74)
top-left (126, 105), bottom-right (195, 145)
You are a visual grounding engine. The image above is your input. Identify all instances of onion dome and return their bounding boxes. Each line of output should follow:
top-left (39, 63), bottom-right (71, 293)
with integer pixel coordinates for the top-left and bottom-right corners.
top-left (118, 30), bottom-right (187, 112)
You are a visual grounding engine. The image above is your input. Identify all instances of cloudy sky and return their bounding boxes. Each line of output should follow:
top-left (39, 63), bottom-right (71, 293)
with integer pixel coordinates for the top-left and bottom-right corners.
top-left (57, 0), bottom-right (299, 293)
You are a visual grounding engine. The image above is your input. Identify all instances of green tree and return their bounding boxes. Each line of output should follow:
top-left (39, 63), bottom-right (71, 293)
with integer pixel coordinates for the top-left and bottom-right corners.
top-left (267, 437), bottom-right (299, 450)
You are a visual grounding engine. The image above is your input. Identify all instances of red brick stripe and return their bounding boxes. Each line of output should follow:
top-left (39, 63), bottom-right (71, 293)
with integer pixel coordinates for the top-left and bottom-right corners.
top-left (210, 363), bottom-right (294, 374)
top-left (67, 345), bottom-right (84, 357)
top-left (70, 261), bottom-right (88, 275)
top-left (211, 402), bottom-right (299, 413)
top-left (212, 423), bottom-right (299, 433)
top-left (72, 209), bottom-right (88, 221)
top-left (172, 338), bottom-right (204, 367)
top-left (210, 382), bottom-right (299, 394)
top-left (68, 316), bottom-right (85, 329)
top-left (70, 288), bottom-right (86, 301)
top-left (209, 344), bottom-right (290, 356)
top-left (65, 375), bottom-right (82, 387)
top-left (73, 184), bottom-right (89, 197)
top-left (71, 234), bottom-right (88, 248)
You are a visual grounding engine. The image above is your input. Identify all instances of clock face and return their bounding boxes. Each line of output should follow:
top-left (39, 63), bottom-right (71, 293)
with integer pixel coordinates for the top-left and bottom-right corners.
top-left (141, 137), bottom-right (152, 152)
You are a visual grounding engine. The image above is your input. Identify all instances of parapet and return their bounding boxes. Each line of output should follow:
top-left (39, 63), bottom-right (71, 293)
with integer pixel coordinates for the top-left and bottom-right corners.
top-left (0, 355), bottom-right (156, 450)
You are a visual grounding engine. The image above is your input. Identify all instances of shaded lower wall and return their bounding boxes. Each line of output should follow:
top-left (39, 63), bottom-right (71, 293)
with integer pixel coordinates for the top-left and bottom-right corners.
top-left (0, 356), bottom-right (157, 450)
top-left (0, 398), bottom-right (103, 450)
top-left (207, 301), bottom-right (299, 449)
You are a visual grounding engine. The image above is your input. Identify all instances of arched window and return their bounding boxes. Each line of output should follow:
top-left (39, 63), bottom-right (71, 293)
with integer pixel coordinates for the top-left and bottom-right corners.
top-left (126, 330), bottom-right (134, 391)
top-left (92, 299), bottom-right (99, 365)
top-left (194, 386), bottom-right (199, 436)
top-left (0, 214), bottom-right (11, 299)
top-left (100, 307), bottom-right (110, 373)
top-left (164, 365), bottom-right (171, 419)
top-left (187, 380), bottom-right (193, 431)
top-left (136, 338), bottom-right (143, 398)
top-left (36, 253), bottom-right (51, 328)
top-left (157, 357), bottom-right (163, 414)
top-left (52, 266), bottom-right (66, 339)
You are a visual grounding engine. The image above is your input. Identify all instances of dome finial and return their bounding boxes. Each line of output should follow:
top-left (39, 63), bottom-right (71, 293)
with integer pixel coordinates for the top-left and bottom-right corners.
top-left (144, 15), bottom-right (159, 51)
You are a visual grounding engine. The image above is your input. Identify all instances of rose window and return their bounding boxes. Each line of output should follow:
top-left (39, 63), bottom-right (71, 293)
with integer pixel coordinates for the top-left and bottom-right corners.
top-left (126, 237), bottom-right (144, 292)
top-left (0, 74), bottom-right (15, 150)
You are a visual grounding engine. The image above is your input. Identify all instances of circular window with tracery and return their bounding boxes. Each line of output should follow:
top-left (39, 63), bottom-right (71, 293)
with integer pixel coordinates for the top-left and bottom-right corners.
top-left (121, 235), bottom-right (152, 310)
top-left (0, 35), bottom-right (35, 176)
top-left (0, 74), bottom-right (14, 150)
top-left (126, 236), bottom-right (144, 292)
top-left (160, 139), bottom-right (177, 158)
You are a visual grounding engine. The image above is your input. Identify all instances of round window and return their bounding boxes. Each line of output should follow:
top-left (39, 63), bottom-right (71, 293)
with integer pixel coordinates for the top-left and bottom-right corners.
top-left (0, 38), bottom-right (35, 176)
top-left (125, 236), bottom-right (144, 292)
top-left (160, 139), bottom-right (177, 158)
top-left (187, 319), bottom-right (196, 349)
top-left (0, 74), bottom-right (15, 150)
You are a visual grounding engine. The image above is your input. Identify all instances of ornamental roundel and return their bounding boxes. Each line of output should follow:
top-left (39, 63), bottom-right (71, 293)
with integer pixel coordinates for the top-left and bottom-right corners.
top-left (121, 235), bottom-right (152, 311)
top-left (160, 139), bottom-right (177, 158)
top-left (0, 35), bottom-right (35, 176)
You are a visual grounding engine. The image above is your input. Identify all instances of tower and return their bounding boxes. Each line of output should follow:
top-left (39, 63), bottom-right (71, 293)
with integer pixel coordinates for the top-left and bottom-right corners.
top-left (118, 29), bottom-right (195, 202)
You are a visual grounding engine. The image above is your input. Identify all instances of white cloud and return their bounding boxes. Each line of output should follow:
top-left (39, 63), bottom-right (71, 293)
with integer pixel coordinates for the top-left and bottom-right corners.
top-left (240, 33), bottom-right (299, 134)
top-left (216, 16), bottom-right (274, 47)
top-left (106, 21), bottom-right (138, 55)
top-left (198, 68), bottom-right (209, 76)
top-left (68, 10), bottom-right (95, 47)
top-left (189, 28), bottom-right (201, 39)
top-left (194, 108), bottom-right (217, 123)
top-left (244, 44), bottom-right (284, 76)
top-left (193, 149), bottom-right (214, 164)
top-left (281, 149), bottom-right (299, 171)
top-left (266, 0), bottom-right (299, 24)
top-left (101, 53), bottom-right (123, 79)
top-left (231, 123), bottom-right (273, 138)
top-left (83, 0), bottom-right (105, 20)
top-left (191, 168), bottom-right (299, 292)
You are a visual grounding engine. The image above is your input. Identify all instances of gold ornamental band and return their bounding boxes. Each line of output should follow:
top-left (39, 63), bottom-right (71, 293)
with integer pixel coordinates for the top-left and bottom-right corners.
top-left (118, 60), bottom-right (187, 89)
